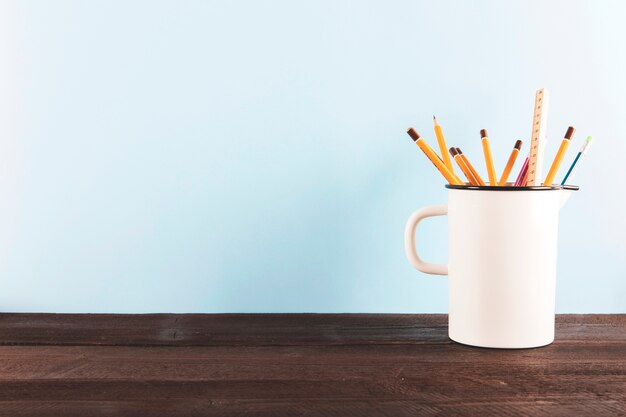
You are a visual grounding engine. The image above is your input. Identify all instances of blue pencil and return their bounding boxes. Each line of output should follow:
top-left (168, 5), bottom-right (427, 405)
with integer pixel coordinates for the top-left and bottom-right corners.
top-left (561, 136), bottom-right (593, 185)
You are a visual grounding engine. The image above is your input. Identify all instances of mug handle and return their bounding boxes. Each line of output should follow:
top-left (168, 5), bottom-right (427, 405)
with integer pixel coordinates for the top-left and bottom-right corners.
top-left (404, 204), bottom-right (448, 276)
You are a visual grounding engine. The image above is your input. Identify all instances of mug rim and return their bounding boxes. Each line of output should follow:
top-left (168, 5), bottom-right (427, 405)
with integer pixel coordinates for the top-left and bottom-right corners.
top-left (445, 184), bottom-right (580, 191)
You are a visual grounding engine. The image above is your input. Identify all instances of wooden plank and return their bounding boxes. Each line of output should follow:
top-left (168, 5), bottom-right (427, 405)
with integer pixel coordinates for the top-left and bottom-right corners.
top-left (0, 314), bottom-right (450, 346)
top-left (0, 344), bottom-right (624, 379)
top-left (0, 399), bottom-right (622, 417)
top-left (0, 314), bottom-right (623, 416)
top-left (0, 314), bottom-right (623, 346)
top-left (0, 377), bottom-right (623, 403)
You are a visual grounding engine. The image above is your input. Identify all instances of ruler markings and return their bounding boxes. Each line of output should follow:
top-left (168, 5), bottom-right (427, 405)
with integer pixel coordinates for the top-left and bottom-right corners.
top-left (526, 88), bottom-right (549, 186)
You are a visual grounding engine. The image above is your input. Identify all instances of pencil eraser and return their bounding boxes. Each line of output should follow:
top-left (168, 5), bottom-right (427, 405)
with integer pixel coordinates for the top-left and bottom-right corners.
top-left (407, 128), bottom-right (421, 142)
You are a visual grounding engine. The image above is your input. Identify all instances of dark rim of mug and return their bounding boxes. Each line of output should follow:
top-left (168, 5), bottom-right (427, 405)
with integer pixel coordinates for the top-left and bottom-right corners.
top-left (445, 184), bottom-right (580, 191)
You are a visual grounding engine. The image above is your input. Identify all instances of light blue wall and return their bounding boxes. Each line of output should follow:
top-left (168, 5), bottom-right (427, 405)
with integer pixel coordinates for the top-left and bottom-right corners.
top-left (0, 0), bottom-right (624, 312)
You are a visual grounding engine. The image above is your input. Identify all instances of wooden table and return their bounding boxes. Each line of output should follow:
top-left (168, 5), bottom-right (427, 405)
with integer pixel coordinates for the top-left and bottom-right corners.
top-left (0, 314), bottom-right (624, 416)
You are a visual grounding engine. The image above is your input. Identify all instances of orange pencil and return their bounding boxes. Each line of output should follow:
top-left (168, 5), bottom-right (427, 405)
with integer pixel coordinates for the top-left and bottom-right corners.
top-left (543, 126), bottom-right (575, 185)
top-left (480, 129), bottom-right (498, 185)
top-left (498, 140), bottom-right (523, 186)
top-left (433, 116), bottom-right (455, 173)
top-left (456, 148), bottom-right (486, 186)
top-left (434, 152), bottom-right (465, 184)
top-left (449, 147), bottom-right (479, 185)
top-left (407, 128), bottom-right (463, 185)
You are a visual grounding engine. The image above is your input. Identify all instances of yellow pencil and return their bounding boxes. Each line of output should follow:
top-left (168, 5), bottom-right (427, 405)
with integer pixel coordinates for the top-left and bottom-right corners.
top-left (407, 128), bottom-right (463, 185)
top-left (543, 126), bottom-right (575, 186)
top-left (480, 129), bottom-right (498, 185)
top-left (450, 147), bottom-right (479, 185)
top-left (457, 148), bottom-right (486, 186)
top-left (498, 140), bottom-right (523, 186)
top-left (433, 116), bottom-right (455, 174)
top-left (434, 152), bottom-right (465, 184)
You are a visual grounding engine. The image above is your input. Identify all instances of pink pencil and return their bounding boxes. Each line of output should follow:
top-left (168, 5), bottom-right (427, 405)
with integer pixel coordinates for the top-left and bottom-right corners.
top-left (520, 166), bottom-right (529, 186)
top-left (514, 157), bottom-right (529, 186)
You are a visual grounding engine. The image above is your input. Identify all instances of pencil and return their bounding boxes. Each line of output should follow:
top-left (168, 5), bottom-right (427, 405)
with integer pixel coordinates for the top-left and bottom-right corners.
top-left (543, 126), bottom-right (575, 185)
top-left (498, 140), bottom-right (523, 186)
top-left (433, 116), bottom-right (455, 174)
top-left (435, 152), bottom-right (465, 184)
top-left (514, 156), bottom-right (529, 186)
top-left (521, 166), bottom-right (529, 186)
top-left (406, 128), bottom-right (463, 185)
top-left (561, 136), bottom-right (593, 185)
top-left (480, 129), bottom-right (498, 185)
top-left (450, 147), bottom-right (479, 185)
top-left (456, 148), bottom-right (486, 186)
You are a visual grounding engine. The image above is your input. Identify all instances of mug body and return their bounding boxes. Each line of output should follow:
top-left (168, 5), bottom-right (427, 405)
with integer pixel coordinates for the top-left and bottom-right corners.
top-left (447, 187), bottom-right (562, 348)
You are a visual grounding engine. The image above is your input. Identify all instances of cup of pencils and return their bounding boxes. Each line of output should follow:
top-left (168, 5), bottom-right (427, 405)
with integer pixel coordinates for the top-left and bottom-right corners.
top-left (404, 89), bottom-right (593, 349)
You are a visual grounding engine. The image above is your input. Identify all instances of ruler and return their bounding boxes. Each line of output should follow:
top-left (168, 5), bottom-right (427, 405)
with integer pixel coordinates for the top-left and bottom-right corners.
top-left (525, 88), bottom-right (550, 186)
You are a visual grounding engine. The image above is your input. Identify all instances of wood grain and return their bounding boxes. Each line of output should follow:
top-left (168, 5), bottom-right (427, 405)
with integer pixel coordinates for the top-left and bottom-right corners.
top-left (0, 314), bottom-right (623, 416)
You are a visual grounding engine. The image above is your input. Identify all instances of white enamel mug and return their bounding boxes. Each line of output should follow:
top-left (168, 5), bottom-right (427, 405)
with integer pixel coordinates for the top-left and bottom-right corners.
top-left (404, 184), bottom-right (578, 349)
